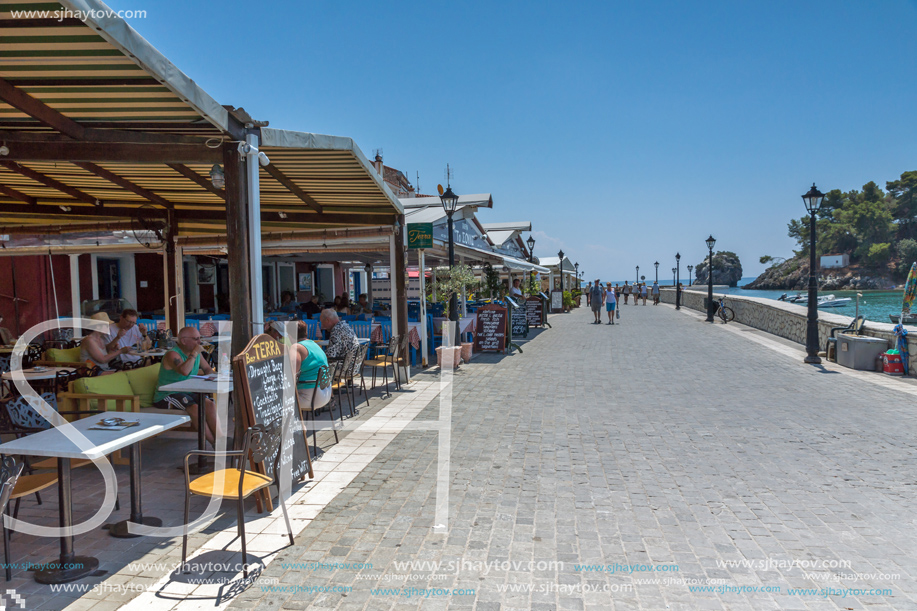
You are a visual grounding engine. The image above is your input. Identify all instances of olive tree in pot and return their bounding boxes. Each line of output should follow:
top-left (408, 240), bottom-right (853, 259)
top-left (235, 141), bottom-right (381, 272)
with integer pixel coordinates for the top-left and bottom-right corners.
top-left (433, 264), bottom-right (477, 366)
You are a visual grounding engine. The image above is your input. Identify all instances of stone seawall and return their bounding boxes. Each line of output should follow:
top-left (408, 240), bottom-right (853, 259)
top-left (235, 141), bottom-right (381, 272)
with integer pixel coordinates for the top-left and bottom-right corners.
top-left (660, 288), bottom-right (917, 374)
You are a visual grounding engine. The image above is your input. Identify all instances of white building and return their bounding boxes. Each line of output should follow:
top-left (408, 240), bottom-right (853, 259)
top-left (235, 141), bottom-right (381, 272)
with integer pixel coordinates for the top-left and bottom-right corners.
top-left (821, 254), bottom-right (850, 269)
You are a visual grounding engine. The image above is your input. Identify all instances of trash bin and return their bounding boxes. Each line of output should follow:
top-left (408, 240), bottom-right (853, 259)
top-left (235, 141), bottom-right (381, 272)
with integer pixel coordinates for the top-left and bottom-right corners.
top-left (836, 334), bottom-right (889, 370)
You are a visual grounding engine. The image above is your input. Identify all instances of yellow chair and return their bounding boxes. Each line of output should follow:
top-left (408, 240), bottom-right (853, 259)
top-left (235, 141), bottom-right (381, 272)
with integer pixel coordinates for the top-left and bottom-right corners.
top-left (182, 420), bottom-right (294, 578)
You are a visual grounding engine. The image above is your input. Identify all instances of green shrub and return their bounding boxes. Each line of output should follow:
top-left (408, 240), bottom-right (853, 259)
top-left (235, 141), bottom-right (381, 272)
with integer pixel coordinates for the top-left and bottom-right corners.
top-left (897, 238), bottom-right (917, 266)
top-left (866, 242), bottom-right (892, 266)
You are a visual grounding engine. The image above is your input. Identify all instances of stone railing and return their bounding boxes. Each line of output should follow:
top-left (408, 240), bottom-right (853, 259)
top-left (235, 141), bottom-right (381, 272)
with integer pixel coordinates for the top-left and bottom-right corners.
top-left (660, 287), bottom-right (916, 374)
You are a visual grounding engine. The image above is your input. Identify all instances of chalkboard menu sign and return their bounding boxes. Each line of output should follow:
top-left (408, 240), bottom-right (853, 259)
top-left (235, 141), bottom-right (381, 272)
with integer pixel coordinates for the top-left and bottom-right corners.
top-left (551, 290), bottom-right (564, 313)
top-left (473, 304), bottom-right (507, 353)
top-left (511, 302), bottom-right (528, 338)
top-left (526, 296), bottom-right (543, 326)
top-left (234, 335), bottom-right (312, 491)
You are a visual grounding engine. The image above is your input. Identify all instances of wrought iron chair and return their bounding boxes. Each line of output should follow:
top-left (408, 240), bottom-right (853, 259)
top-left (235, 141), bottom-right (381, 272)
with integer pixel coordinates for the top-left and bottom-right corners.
top-left (182, 420), bottom-right (294, 578)
top-left (330, 347), bottom-right (357, 418)
top-left (0, 457), bottom-right (23, 581)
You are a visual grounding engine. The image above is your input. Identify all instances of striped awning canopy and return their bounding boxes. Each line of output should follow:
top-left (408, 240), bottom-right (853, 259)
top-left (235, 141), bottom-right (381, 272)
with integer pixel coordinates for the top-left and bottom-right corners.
top-left (0, 0), bottom-right (402, 238)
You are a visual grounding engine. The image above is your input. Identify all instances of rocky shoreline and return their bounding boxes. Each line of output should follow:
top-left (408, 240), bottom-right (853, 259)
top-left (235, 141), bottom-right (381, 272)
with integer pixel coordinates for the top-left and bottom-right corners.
top-left (743, 258), bottom-right (896, 291)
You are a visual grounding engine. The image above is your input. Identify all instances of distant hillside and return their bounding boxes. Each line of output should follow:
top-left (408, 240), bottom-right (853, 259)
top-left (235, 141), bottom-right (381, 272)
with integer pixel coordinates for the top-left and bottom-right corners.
top-left (745, 172), bottom-right (917, 290)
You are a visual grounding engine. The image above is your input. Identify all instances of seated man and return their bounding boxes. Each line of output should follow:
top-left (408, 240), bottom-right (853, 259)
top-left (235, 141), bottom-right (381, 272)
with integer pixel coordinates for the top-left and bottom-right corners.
top-left (266, 320), bottom-right (293, 346)
top-left (352, 293), bottom-right (373, 315)
top-left (510, 279), bottom-right (523, 298)
top-left (153, 326), bottom-right (221, 447)
top-left (320, 309), bottom-right (360, 374)
top-left (105, 308), bottom-right (148, 367)
top-left (301, 294), bottom-right (322, 318)
top-left (277, 290), bottom-right (299, 314)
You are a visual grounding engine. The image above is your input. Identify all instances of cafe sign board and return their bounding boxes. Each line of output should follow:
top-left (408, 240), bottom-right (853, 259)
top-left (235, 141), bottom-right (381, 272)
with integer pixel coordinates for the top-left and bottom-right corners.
top-left (473, 304), bottom-right (507, 353)
top-left (407, 223), bottom-right (433, 249)
top-left (234, 334), bottom-right (312, 503)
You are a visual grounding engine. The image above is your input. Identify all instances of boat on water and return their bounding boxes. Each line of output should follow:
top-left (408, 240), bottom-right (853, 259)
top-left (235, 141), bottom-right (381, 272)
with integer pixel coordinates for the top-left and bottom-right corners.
top-left (778, 293), bottom-right (806, 303)
top-left (818, 296), bottom-right (852, 308)
top-left (889, 313), bottom-right (917, 324)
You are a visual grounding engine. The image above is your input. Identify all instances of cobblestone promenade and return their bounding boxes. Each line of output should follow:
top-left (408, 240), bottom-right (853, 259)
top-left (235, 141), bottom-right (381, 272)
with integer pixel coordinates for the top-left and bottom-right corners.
top-left (231, 303), bottom-right (917, 611)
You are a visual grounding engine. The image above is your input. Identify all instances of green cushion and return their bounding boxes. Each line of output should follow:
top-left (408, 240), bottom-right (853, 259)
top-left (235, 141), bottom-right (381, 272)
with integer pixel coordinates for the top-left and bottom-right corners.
top-left (46, 347), bottom-right (81, 362)
top-left (124, 363), bottom-right (161, 409)
top-left (74, 372), bottom-right (133, 411)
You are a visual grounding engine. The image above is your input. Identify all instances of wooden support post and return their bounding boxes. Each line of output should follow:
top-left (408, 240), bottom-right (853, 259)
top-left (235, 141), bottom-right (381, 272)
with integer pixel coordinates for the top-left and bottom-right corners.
top-left (392, 216), bottom-right (409, 383)
top-left (69, 254), bottom-right (80, 333)
top-left (164, 209), bottom-right (180, 334)
top-left (224, 143), bottom-right (252, 450)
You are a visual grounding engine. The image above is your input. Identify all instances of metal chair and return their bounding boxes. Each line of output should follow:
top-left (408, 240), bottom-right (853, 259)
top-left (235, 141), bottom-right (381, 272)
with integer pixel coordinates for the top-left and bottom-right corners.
top-left (297, 363), bottom-right (338, 459)
top-left (365, 334), bottom-right (403, 396)
top-left (330, 347), bottom-right (357, 418)
top-left (347, 343), bottom-right (371, 411)
top-left (0, 457), bottom-right (24, 581)
top-left (182, 420), bottom-right (294, 579)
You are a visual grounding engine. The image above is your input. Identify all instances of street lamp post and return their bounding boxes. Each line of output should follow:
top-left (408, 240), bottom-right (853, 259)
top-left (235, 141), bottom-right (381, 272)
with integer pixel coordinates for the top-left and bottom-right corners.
top-left (440, 184), bottom-right (460, 323)
top-left (526, 234), bottom-right (536, 293)
top-left (654, 261), bottom-right (659, 283)
top-left (675, 252), bottom-right (681, 310)
top-left (802, 183), bottom-right (826, 364)
top-left (687, 265), bottom-right (694, 287)
top-left (672, 267), bottom-right (676, 288)
top-left (705, 235), bottom-right (716, 322)
top-left (636, 265), bottom-right (639, 283)
top-left (575, 262), bottom-right (579, 289)
top-left (558, 249), bottom-right (565, 290)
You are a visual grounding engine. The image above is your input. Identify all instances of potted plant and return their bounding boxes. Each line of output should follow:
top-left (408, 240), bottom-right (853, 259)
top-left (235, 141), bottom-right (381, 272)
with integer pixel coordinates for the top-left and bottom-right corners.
top-left (433, 264), bottom-right (477, 366)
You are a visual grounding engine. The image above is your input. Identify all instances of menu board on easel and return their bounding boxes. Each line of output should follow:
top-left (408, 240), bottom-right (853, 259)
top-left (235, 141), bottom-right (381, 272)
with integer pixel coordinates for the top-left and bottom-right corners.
top-left (473, 304), bottom-right (507, 353)
top-left (510, 300), bottom-right (529, 338)
top-left (526, 296), bottom-right (543, 327)
top-left (233, 334), bottom-right (312, 502)
top-left (551, 290), bottom-right (564, 313)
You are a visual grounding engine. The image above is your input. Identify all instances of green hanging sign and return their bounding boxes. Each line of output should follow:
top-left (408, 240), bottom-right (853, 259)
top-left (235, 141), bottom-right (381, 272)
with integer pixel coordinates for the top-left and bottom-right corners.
top-left (407, 223), bottom-right (433, 249)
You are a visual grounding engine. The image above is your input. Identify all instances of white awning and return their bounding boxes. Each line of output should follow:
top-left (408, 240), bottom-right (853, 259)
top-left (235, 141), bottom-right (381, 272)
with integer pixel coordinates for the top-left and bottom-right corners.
top-left (501, 254), bottom-right (549, 273)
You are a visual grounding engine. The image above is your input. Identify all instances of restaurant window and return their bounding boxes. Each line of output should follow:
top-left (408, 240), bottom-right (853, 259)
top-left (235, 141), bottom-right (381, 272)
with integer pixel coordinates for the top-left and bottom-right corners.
top-left (97, 258), bottom-right (121, 299)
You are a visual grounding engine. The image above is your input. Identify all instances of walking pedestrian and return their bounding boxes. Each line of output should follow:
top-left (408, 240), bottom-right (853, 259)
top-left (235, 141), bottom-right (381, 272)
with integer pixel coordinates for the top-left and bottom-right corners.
top-left (590, 279), bottom-right (604, 324)
top-left (640, 283), bottom-right (648, 305)
top-left (605, 282), bottom-right (617, 324)
top-left (585, 281), bottom-right (593, 308)
top-left (622, 281), bottom-right (630, 305)
top-left (652, 281), bottom-right (660, 305)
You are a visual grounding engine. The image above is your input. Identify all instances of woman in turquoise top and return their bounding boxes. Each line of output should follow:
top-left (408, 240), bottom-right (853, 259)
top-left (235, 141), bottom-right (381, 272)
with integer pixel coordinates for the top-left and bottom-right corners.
top-left (291, 321), bottom-right (331, 409)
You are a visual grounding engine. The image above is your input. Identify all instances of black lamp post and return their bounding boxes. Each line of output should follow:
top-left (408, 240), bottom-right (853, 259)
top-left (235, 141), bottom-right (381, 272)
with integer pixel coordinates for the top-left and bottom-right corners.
top-left (575, 262), bottom-right (579, 289)
top-left (687, 265), bottom-right (694, 286)
top-left (675, 252), bottom-right (681, 310)
top-left (526, 234), bottom-right (536, 292)
top-left (558, 249), bottom-right (565, 290)
top-left (654, 261), bottom-right (659, 283)
top-left (440, 184), bottom-right (460, 323)
top-left (672, 267), bottom-right (676, 288)
top-left (802, 183), bottom-right (826, 364)
top-left (705, 235), bottom-right (716, 322)
top-left (636, 265), bottom-right (639, 283)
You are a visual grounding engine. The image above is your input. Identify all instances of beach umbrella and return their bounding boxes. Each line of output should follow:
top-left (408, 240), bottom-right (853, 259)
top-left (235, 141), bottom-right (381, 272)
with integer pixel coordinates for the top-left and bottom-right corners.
top-left (895, 262), bottom-right (917, 375)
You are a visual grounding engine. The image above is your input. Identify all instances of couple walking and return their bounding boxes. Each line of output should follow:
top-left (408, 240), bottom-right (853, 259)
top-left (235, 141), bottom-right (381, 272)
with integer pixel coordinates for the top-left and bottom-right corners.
top-left (589, 280), bottom-right (619, 325)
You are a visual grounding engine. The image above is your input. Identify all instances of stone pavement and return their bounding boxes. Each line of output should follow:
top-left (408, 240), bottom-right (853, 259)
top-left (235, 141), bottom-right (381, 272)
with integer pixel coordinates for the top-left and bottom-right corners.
top-left (227, 303), bottom-right (917, 611)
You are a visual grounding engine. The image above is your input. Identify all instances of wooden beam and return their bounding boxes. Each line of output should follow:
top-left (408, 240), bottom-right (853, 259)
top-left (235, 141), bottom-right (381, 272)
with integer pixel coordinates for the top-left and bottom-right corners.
top-left (262, 164), bottom-right (323, 213)
top-left (0, 161), bottom-right (97, 205)
top-left (0, 77), bottom-right (86, 139)
top-left (166, 163), bottom-right (226, 198)
top-left (2, 78), bottom-right (161, 87)
top-left (0, 140), bottom-right (222, 163)
top-left (0, 18), bottom-right (93, 28)
top-left (0, 128), bottom-right (212, 146)
top-left (73, 162), bottom-right (174, 209)
top-left (0, 184), bottom-right (35, 205)
top-left (0, 201), bottom-right (394, 226)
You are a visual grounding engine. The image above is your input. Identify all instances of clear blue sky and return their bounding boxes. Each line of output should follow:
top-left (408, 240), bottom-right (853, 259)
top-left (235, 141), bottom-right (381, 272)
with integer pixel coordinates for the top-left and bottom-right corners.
top-left (111, 0), bottom-right (917, 282)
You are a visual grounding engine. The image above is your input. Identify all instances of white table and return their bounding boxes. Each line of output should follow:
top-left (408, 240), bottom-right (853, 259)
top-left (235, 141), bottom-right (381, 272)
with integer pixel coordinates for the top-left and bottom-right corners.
top-left (159, 376), bottom-right (232, 473)
top-left (315, 338), bottom-right (370, 347)
top-left (1, 366), bottom-right (75, 381)
top-left (0, 411), bottom-right (189, 583)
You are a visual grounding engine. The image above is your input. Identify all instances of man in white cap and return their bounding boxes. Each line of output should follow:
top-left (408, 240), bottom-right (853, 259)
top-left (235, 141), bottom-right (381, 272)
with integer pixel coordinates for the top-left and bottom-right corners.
top-left (589, 279), bottom-right (604, 324)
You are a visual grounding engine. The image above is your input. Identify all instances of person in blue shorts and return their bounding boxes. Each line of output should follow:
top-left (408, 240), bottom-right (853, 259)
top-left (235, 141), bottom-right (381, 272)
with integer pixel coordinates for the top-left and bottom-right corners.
top-left (605, 282), bottom-right (617, 324)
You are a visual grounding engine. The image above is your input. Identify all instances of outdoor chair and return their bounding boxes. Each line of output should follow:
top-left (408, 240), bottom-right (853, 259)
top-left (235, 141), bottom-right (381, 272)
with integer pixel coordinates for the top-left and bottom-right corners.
top-left (826, 315), bottom-right (866, 362)
top-left (298, 363), bottom-right (339, 458)
top-left (182, 420), bottom-right (294, 579)
top-left (330, 348), bottom-right (356, 418)
top-left (347, 343), bottom-right (371, 411)
top-left (365, 334), bottom-right (404, 396)
top-left (0, 457), bottom-right (24, 581)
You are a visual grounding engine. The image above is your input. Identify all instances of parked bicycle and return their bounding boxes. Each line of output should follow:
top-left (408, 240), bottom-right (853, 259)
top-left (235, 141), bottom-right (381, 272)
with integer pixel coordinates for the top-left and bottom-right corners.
top-left (716, 297), bottom-right (735, 324)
